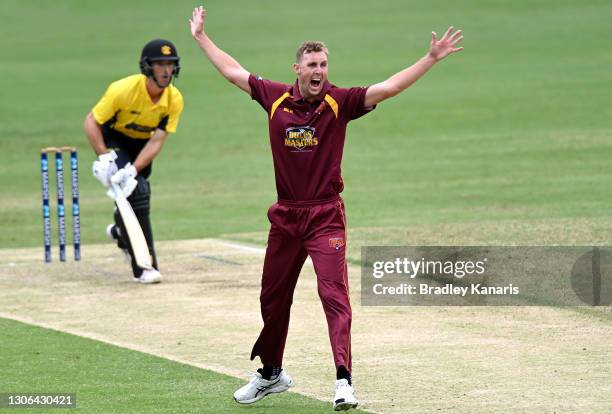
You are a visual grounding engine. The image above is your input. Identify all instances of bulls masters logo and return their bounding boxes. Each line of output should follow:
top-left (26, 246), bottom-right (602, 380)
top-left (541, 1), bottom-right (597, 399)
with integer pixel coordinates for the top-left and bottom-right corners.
top-left (285, 126), bottom-right (318, 152)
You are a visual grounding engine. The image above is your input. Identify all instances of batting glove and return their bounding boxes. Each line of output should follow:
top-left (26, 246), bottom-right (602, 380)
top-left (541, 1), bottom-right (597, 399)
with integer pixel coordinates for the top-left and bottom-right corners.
top-left (92, 150), bottom-right (118, 188)
top-left (111, 163), bottom-right (138, 198)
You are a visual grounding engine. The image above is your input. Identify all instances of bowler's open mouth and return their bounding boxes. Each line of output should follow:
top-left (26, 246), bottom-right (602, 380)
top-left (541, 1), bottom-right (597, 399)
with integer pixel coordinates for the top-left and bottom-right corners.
top-left (310, 78), bottom-right (321, 88)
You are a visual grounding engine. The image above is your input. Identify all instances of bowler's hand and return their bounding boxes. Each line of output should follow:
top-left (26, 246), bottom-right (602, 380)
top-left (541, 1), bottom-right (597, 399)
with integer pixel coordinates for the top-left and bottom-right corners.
top-left (111, 163), bottom-right (138, 198)
top-left (428, 26), bottom-right (464, 61)
top-left (92, 150), bottom-right (118, 188)
top-left (190, 6), bottom-right (207, 39)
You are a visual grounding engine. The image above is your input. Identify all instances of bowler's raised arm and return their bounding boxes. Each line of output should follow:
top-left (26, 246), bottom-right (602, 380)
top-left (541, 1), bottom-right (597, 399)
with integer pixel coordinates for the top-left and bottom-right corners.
top-left (364, 26), bottom-right (464, 108)
top-left (190, 6), bottom-right (251, 94)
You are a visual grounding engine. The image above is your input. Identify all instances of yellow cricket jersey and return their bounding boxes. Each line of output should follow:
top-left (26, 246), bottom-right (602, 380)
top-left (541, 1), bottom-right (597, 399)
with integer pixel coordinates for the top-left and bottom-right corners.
top-left (92, 74), bottom-right (184, 139)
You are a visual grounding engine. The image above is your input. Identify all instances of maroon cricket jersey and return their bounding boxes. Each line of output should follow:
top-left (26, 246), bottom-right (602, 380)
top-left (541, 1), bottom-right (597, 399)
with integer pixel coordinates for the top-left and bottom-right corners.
top-left (248, 74), bottom-right (375, 203)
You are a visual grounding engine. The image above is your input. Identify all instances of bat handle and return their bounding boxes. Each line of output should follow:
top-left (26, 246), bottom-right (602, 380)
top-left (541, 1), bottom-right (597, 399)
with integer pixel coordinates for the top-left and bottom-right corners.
top-left (111, 182), bottom-right (124, 199)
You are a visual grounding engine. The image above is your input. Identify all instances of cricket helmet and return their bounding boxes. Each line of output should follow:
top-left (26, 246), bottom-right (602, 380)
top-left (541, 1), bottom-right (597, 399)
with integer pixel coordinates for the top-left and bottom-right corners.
top-left (139, 39), bottom-right (181, 79)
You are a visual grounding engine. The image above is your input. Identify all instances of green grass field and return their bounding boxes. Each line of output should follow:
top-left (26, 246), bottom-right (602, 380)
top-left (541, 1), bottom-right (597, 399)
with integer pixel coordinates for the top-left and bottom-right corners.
top-left (2, 0), bottom-right (611, 248)
top-left (0, 318), bottom-right (346, 413)
top-left (2, 0), bottom-right (612, 413)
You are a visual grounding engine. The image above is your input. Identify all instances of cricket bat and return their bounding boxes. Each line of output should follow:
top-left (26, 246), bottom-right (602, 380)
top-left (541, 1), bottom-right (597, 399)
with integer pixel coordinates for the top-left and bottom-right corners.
top-left (111, 183), bottom-right (153, 269)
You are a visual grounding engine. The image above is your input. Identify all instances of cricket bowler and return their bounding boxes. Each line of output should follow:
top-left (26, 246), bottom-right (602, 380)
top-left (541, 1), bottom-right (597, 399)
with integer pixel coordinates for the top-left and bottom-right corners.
top-left (190, 5), bottom-right (463, 410)
top-left (84, 39), bottom-right (184, 284)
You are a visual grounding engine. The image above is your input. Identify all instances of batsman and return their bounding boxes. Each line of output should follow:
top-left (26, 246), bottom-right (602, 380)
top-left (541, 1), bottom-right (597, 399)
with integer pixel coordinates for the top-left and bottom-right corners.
top-left (191, 5), bottom-right (462, 410)
top-left (84, 39), bottom-right (184, 284)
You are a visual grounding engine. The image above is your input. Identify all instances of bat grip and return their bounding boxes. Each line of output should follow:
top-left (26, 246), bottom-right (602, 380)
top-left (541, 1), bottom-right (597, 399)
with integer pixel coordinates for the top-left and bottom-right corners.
top-left (111, 182), bottom-right (124, 199)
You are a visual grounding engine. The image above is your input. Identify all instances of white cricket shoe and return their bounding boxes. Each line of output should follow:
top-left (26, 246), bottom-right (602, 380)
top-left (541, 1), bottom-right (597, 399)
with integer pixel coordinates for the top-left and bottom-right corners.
top-left (233, 369), bottom-right (294, 404)
top-left (133, 269), bottom-right (162, 284)
top-left (333, 379), bottom-right (358, 411)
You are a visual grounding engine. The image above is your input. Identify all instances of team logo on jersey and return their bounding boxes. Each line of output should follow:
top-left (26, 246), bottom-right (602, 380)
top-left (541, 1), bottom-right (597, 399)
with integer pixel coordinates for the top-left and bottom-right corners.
top-left (329, 237), bottom-right (345, 250)
top-left (284, 126), bottom-right (318, 152)
top-left (161, 45), bottom-right (172, 55)
top-left (125, 122), bottom-right (155, 133)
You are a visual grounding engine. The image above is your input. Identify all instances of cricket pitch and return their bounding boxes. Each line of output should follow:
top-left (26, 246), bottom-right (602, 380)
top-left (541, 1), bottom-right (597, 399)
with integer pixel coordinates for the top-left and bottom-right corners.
top-left (1, 239), bottom-right (612, 413)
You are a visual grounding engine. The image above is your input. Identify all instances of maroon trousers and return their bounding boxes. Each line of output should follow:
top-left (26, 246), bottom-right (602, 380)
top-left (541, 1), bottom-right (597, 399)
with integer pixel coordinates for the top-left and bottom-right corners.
top-left (250, 197), bottom-right (352, 371)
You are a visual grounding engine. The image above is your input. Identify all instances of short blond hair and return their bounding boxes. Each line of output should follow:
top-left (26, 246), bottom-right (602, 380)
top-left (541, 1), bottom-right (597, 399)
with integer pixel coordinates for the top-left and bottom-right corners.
top-left (295, 41), bottom-right (329, 63)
